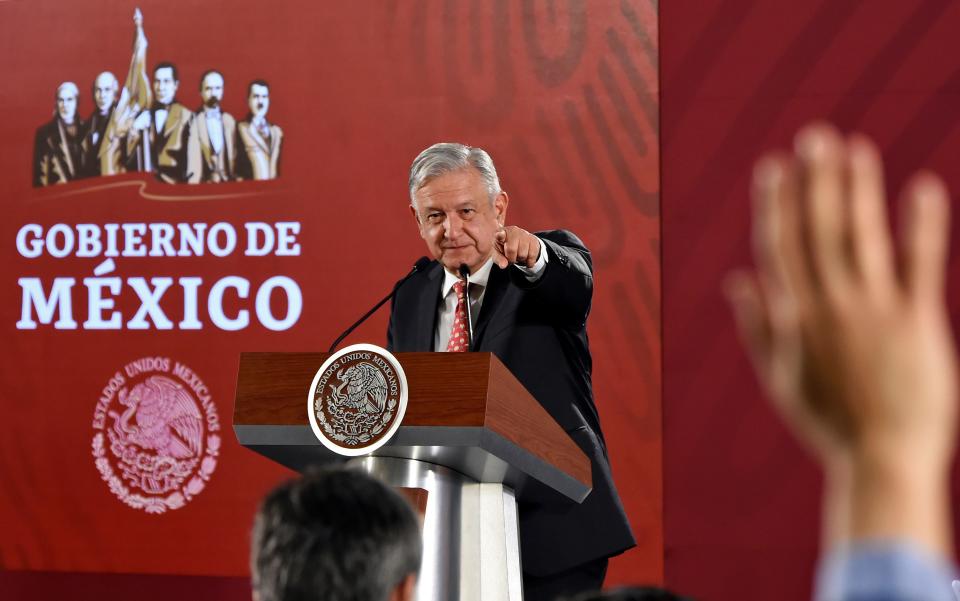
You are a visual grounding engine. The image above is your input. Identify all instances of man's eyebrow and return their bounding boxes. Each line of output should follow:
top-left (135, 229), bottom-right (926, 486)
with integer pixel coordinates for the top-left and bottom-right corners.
top-left (454, 200), bottom-right (477, 209)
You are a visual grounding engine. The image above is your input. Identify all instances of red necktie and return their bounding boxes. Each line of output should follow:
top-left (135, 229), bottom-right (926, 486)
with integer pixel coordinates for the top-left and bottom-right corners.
top-left (446, 280), bottom-right (469, 352)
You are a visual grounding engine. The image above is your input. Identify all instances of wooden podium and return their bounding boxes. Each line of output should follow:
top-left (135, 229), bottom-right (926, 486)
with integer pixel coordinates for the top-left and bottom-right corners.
top-left (234, 351), bottom-right (592, 601)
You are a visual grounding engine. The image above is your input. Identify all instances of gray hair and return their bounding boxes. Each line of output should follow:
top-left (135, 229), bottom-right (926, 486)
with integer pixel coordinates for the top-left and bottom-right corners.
top-left (251, 466), bottom-right (422, 601)
top-left (94, 71), bottom-right (118, 89)
top-left (408, 142), bottom-right (502, 207)
top-left (56, 81), bottom-right (79, 99)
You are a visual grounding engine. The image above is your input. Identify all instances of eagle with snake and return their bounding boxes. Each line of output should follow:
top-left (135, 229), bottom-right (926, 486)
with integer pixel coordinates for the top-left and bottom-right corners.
top-left (330, 362), bottom-right (389, 414)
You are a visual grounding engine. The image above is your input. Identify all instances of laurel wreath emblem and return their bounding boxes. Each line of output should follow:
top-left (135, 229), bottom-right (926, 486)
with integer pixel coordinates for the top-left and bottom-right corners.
top-left (91, 430), bottom-right (220, 514)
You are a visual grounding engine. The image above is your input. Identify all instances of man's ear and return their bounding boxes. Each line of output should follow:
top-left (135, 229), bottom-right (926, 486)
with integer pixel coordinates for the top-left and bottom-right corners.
top-left (389, 574), bottom-right (417, 601)
top-left (494, 190), bottom-right (509, 224)
top-left (409, 204), bottom-right (425, 236)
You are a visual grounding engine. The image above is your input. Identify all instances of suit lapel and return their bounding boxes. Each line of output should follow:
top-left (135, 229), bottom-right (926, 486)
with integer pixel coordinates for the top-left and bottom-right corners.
top-left (269, 126), bottom-right (282, 177)
top-left (224, 114), bottom-right (236, 167)
top-left (413, 264), bottom-right (443, 351)
top-left (472, 265), bottom-right (510, 349)
top-left (196, 112), bottom-right (212, 166)
top-left (163, 104), bottom-right (181, 140)
top-left (56, 119), bottom-right (75, 178)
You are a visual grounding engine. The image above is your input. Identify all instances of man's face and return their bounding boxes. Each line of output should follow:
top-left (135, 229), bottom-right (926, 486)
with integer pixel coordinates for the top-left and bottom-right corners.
top-left (56, 87), bottom-right (78, 123)
top-left (249, 84), bottom-right (270, 118)
top-left (93, 72), bottom-right (118, 113)
top-left (200, 72), bottom-right (224, 108)
top-left (411, 168), bottom-right (507, 274)
top-left (153, 67), bottom-right (178, 105)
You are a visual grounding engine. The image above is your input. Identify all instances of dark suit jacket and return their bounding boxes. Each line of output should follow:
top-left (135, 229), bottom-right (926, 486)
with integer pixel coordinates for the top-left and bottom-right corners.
top-left (33, 117), bottom-right (86, 187)
top-left (387, 230), bottom-right (636, 576)
top-left (82, 106), bottom-right (114, 178)
top-left (124, 103), bottom-right (193, 183)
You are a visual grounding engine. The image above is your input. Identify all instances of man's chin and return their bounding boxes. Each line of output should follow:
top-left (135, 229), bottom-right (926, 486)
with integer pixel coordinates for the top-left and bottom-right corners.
top-left (439, 253), bottom-right (487, 274)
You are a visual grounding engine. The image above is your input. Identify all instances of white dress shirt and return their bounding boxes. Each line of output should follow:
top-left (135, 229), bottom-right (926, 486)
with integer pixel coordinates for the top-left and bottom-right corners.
top-left (154, 108), bottom-right (169, 133)
top-left (205, 107), bottom-right (224, 155)
top-left (435, 237), bottom-right (549, 351)
top-left (251, 115), bottom-right (271, 141)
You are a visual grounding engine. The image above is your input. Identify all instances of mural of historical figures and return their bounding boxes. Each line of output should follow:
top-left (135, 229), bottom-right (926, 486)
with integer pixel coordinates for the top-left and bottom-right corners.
top-left (33, 9), bottom-right (281, 187)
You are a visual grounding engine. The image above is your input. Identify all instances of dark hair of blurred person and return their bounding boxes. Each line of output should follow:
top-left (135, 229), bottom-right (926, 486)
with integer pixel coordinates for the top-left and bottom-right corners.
top-left (251, 467), bottom-right (422, 601)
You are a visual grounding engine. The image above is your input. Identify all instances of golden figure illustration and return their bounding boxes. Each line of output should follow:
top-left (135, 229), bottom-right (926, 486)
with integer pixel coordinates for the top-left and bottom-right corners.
top-left (33, 82), bottom-right (85, 186)
top-left (99, 8), bottom-right (152, 177)
top-left (236, 80), bottom-right (282, 181)
top-left (187, 70), bottom-right (237, 183)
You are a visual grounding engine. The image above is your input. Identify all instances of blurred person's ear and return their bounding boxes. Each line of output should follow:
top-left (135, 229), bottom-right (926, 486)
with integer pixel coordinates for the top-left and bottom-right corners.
top-left (390, 574), bottom-right (417, 601)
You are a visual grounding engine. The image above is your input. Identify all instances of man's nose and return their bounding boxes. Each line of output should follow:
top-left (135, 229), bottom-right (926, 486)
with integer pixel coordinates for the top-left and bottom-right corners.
top-left (443, 213), bottom-right (463, 238)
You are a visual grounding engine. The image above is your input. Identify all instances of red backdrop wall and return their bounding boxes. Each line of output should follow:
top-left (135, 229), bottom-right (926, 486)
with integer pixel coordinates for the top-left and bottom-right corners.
top-left (662, 1), bottom-right (960, 600)
top-left (0, 0), bottom-right (661, 597)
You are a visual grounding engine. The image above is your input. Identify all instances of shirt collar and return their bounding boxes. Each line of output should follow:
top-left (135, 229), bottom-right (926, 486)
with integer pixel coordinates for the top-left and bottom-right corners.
top-left (440, 257), bottom-right (494, 298)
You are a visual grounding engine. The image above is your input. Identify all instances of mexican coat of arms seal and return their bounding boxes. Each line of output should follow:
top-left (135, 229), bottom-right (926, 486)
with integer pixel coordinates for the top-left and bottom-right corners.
top-left (307, 344), bottom-right (408, 456)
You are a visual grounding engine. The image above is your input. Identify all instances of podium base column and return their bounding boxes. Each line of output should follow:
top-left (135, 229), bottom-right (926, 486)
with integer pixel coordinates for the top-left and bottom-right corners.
top-left (350, 456), bottom-right (523, 601)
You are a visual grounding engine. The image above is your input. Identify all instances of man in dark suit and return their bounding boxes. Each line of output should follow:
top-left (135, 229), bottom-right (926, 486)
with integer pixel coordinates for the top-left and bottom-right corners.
top-left (387, 143), bottom-right (636, 601)
top-left (33, 82), bottom-right (85, 187)
top-left (125, 62), bottom-right (192, 183)
top-left (82, 71), bottom-right (119, 178)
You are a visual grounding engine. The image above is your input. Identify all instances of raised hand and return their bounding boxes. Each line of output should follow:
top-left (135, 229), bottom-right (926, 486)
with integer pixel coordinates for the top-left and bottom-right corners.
top-left (725, 123), bottom-right (957, 556)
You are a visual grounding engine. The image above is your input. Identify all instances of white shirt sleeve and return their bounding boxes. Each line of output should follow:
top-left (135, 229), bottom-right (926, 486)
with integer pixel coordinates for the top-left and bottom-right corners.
top-left (513, 236), bottom-right (549, 282)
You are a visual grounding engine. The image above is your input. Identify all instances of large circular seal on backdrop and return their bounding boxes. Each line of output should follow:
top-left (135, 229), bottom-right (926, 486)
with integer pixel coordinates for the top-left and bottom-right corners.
top-left (307, 343), bottom-right (408, 457)
top-left (91, 356), bottom-right (221, 514)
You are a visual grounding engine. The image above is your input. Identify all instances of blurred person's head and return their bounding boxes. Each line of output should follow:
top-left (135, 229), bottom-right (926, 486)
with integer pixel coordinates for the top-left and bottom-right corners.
top-left (251, 466), bottom-right (422, 601)
top-left (566, 587), bottom-right (696, 601)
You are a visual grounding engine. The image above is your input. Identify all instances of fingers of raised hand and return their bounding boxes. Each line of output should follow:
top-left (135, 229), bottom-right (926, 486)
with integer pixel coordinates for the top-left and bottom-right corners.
top-left (752, 154), bottom-right (812, 313)
top-left (902, 172), bottom-right (950, 306)
top-left (795, 124), bottom-right (852, 299)
top-left (847, 135), bottom-right (895, 300)
top-left (773, 125), bottom-right (901, 311)
top-left (724, 271), bottom-right (774, 375)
